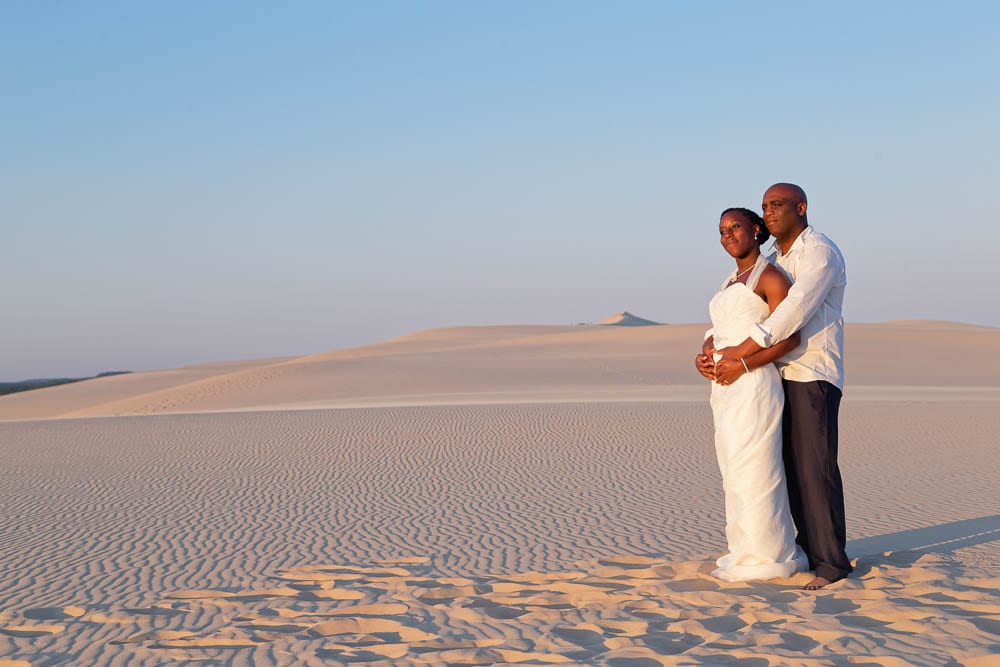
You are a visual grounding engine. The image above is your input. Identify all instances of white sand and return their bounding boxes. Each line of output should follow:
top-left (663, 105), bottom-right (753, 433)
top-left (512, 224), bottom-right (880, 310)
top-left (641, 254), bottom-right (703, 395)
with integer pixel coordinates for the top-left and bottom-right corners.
top-left (0, 321), bottom-right (997, 665)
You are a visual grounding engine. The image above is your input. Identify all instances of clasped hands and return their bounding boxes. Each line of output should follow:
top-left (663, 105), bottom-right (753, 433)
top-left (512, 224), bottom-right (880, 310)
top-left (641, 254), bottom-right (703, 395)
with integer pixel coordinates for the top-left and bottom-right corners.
top-left (695, 344), bottom-right (746, 385)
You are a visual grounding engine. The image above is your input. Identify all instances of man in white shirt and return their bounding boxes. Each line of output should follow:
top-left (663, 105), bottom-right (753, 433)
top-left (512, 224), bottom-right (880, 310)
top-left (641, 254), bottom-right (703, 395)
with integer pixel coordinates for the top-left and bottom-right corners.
top-left (704, 183), bottom-right (851, 590)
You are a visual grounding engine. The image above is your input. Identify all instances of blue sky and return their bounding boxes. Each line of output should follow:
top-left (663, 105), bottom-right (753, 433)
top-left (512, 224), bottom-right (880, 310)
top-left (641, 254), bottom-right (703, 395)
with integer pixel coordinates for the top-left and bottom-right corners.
top-left (3, 2), bottom-right (998, 379)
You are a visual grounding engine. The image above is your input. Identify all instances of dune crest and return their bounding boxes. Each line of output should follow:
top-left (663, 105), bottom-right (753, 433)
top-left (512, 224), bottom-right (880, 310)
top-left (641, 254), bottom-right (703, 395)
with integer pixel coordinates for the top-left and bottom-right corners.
top-left (2, 320), bottom-right (998, 421)
top-left (598, 311), bottom-right (662, 326)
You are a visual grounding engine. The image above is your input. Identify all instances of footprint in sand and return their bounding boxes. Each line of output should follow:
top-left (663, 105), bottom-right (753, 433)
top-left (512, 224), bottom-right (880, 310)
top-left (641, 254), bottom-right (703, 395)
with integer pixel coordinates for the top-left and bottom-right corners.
top-left (110, 630), bottom-right (196, 645)
top-left (155, 637), bottom-right (262, 649)
top-left (238, 619), bottom-right (311, 633)
top-left (663, 577), bottom-right (719, 593)
top-left (309, 617), bottom-right (434, 640)
top-left (274, 571), bottom-right (338, 584)
top-left (0, 624), bottom-right (64, 637)
top-left (598, 555), bottom-right (664, 568)
top-left (838, 614), bottom-right (893, 629)
top-left (552, 623), bottom-right (612, 648)
top-left (414, 585), bottom-right (477, 604)
top-left (300, 588), bottom-right (366, 601)
top-left (410, 638), bottom-right (503, 652)
top-left (498, 571), bottom-right (585, 584)
top-left (151, 632), bottom-right (261, 649)
top-left (970, 617), bottom-right (1000, 637)
top-left (123, 603), bottom-right (187, 617)
top-left (314, 603), bottom-right (409, 617)
top-left (316, 643), bottom-right (411, 662)
top-left (640, 630), bottom-right (704, 656)
top-left (163, 589), bottom-right (234, 600)
top-left (622, 599), bottom-right (682, 622)
top-left (376, 556), bottom-right (431, 565)
top-left (698, 614), bottom-right (748, 634)
top-left (23, 606), bottom-right (85, 620)
top-left (607, 645), bottom-right (688, 666)
top-left (463, 597), bottom-right (531, 620)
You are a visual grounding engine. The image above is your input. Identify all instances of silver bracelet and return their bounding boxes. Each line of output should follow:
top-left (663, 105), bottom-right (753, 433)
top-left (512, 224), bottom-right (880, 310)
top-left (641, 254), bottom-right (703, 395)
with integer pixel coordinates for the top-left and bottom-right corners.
top-left (740, 358), bottom-right (750, 374)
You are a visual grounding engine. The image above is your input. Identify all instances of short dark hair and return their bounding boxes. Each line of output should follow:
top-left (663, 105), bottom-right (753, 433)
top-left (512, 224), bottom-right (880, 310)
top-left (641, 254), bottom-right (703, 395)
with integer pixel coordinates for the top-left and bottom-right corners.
top-left (720, 207), bottom-right (770, 245)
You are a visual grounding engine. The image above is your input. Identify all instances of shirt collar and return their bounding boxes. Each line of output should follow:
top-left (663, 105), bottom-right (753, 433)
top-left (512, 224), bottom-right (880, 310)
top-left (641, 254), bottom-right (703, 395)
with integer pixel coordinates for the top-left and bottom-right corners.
top-left (773, 225), bottom-right (813, 257)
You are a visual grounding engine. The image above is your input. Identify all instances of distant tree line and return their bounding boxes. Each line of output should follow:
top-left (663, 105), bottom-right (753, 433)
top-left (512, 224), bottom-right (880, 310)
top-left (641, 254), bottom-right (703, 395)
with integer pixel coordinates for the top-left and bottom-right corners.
top-left (0, 371), bottom-right (131, 397)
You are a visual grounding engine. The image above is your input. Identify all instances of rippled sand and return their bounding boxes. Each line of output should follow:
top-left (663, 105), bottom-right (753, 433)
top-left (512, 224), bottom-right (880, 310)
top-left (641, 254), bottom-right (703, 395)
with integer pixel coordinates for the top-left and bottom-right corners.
top-left (1, 322), bottom-right (997, 664)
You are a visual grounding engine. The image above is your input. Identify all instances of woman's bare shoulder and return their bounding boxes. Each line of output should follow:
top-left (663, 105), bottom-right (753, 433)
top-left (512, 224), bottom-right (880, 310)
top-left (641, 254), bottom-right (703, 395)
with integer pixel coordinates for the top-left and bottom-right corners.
top-left (759, 262), bottom-right (791, 289)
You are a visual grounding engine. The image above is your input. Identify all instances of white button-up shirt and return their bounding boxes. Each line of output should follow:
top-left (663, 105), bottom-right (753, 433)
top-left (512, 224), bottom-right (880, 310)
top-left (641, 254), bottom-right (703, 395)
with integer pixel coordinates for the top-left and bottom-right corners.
top-left (750, 226), bottom-right (847, 390)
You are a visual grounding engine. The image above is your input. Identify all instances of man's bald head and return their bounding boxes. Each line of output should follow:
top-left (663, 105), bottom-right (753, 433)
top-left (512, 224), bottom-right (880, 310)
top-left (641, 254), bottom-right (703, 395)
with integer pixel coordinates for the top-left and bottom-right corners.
top-left (765, 183), bottom-right (807, 206)
top-left (761, 183), bottom-right (808, 250)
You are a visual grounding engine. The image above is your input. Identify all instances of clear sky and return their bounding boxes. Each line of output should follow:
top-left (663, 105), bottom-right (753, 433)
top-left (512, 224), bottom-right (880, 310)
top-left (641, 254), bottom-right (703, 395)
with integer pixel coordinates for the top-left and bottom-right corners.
top-left (4, 2), bottom-right (998, 379)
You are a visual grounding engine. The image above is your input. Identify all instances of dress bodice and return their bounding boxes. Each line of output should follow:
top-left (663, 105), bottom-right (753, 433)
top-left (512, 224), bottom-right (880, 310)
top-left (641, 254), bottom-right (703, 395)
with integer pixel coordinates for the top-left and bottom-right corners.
top-left (709, 255), bottom-right (771, 349)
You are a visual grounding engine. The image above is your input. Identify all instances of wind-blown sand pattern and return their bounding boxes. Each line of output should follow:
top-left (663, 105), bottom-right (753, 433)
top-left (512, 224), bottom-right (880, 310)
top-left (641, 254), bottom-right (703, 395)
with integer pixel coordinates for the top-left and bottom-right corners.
top-left (1, 322), bottom-right (998, 664)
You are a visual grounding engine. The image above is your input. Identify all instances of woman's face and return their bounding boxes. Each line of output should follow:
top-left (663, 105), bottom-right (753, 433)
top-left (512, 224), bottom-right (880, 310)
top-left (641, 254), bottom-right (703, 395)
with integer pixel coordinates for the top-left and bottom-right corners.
top-left (718, 211), bottom-right (758, 259)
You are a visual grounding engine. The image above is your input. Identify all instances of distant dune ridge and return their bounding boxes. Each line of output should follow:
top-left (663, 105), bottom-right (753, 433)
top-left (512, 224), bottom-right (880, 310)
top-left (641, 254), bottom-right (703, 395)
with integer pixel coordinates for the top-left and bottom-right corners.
top-left (0, 371), bottom-right (130, 397)
top-left (2, 319), bottom-right (996, 422)
top-left (597, 310), bottom-right (661, 326)
top-left (0, 320), bottom-right (998, 664)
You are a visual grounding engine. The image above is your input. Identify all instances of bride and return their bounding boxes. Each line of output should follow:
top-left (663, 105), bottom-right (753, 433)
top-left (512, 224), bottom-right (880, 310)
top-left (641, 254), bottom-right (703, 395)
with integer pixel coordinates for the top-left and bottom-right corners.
top-left (696, 207), bottom-right (808, 582)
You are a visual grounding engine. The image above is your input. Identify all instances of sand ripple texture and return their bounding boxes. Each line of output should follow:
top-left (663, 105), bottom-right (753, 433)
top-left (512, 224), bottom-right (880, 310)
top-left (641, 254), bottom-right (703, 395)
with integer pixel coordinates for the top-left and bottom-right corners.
top-left (1, 553), bottom-right (997, 665)
top-left (1, 400), bottom-right (998, 664)
top-left (0, 404), bottom-right (724, 606)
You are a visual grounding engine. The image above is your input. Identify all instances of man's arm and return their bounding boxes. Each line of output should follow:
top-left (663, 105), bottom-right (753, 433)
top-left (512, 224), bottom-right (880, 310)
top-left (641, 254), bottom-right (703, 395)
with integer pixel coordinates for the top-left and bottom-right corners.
top-left (721, 244), bottom-right (840, 360)
top-left (714, 331), bottom-right (800, 384)
top-left (749, 332), bottom-right (801, 368)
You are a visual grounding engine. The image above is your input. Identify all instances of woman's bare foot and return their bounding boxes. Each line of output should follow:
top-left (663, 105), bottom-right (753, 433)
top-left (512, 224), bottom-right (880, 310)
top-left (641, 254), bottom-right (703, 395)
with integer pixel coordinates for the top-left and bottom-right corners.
top-left (803, 576), bottom-right (832, 590)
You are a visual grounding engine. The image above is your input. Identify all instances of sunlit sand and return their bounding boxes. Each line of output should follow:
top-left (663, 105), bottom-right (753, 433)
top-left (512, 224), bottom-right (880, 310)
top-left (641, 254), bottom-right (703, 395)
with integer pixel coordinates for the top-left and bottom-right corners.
top-left (1, 321), bottom-right (997, 664)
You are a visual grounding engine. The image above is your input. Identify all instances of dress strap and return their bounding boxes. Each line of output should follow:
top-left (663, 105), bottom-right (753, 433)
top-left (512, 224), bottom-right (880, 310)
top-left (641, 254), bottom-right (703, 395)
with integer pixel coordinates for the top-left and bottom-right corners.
top-left (744, 254), bottom-right (770, 292)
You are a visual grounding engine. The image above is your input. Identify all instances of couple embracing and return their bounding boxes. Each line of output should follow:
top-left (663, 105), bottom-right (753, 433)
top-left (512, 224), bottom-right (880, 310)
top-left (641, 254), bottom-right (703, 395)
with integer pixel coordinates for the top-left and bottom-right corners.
top-left (695, 183), bottom-right (851, 590)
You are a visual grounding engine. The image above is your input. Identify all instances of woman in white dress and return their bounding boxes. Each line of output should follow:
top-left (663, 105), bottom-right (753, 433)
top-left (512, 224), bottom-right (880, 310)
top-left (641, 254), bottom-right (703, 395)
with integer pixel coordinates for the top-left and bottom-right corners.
top-left (700, 207), bottom-right (808, 582)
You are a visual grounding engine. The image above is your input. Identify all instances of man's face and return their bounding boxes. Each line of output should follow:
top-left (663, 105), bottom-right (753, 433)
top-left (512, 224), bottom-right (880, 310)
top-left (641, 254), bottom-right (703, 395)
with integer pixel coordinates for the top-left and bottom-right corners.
top-left (761, 186), bottom-right (805, 239)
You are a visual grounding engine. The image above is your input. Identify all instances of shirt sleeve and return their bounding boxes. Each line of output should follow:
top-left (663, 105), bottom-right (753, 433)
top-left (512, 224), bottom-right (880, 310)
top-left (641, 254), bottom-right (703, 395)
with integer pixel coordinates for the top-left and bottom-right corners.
top-left (749, 244), bottom-right (841, 348)
top-left (704, 328), bottom-right (714, 340)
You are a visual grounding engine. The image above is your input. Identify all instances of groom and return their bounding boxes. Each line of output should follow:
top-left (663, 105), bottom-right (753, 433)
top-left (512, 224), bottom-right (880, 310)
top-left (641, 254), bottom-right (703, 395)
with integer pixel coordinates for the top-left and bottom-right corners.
top-left (704, 183), bottom-right (851, 590)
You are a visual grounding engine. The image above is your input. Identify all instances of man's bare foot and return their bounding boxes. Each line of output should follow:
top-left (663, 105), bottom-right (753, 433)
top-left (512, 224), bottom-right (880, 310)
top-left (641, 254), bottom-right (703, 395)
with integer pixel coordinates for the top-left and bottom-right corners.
top-left (803, 576), bottom-right (832, 590)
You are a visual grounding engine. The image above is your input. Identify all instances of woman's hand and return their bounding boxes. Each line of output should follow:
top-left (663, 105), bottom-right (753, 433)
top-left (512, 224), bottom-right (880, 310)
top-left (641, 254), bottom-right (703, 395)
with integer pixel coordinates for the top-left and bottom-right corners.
top-left (695, 354), bottom-right (716, 380)
top-left (714, 358), bottom-right (747, 385)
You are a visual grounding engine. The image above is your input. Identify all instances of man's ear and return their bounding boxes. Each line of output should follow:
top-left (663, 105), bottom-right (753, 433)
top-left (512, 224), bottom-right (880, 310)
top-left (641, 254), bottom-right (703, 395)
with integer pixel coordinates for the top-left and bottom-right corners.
top-left (797, 201), bottom-right (808, 216)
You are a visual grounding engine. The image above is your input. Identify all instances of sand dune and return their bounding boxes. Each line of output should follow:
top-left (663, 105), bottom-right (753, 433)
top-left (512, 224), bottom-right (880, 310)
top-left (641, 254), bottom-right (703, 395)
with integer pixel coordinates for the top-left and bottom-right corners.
top-left (0, 356), bottom-right (293, 421)
top-left (597, 311), bottom-right (661, 326)
top-left (0, 321), bottom-right (997, 664)
top-left (2, 320), bottom-right (998, 421)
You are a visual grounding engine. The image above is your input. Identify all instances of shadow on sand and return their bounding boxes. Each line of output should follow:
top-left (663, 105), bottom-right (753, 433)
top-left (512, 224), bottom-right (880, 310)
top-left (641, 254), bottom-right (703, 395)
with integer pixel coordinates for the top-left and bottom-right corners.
top-left (848, 514), bottom-right (1000, 558)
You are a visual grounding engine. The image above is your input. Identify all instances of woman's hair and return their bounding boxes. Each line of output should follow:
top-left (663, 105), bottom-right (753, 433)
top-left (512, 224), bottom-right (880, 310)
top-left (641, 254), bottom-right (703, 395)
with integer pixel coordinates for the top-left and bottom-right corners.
top-left (721, 207), bottom-right (770, 245)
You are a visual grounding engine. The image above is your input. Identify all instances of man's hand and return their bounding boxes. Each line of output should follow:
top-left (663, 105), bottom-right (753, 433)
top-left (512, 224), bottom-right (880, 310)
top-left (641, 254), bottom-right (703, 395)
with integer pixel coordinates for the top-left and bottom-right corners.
top-left (714, 358), bottom-right (746, 385)
top-left (695, 353), bottom-right (716, 381)
top-left (719, 338), bottom-right (763, 362)
top-left (717, 345), bottom-right (739, 361)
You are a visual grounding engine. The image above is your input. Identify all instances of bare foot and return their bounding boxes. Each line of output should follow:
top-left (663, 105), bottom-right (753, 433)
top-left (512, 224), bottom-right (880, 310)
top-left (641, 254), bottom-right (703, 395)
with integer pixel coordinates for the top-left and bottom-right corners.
top-left (803, 576), bottom-right (832, 590)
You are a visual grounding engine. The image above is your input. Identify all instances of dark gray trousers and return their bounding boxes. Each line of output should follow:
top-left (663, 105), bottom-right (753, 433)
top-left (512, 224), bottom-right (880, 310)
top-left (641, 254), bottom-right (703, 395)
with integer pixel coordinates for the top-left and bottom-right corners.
top-left (782, 379), bottom-right (852, 582)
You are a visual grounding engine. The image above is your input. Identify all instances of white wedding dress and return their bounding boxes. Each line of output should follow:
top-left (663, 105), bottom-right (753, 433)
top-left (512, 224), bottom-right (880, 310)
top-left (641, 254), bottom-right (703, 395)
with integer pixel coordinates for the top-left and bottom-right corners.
top-left (708, 255), bottom-right (808, 582)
